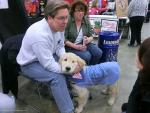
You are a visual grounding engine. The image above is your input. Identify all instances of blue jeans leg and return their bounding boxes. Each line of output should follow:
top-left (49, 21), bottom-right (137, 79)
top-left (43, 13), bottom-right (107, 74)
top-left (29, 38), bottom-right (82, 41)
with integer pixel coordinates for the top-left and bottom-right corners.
top-left (87, 43), bottom-right (102, 65)
top-left (21, 62), bottom-right (74, 113)
top-left (67, 49), bottom-right (91, 65)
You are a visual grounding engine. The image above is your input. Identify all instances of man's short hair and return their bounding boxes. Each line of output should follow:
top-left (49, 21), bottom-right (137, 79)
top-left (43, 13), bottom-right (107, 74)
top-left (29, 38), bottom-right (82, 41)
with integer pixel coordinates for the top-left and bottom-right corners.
top-left (44, 0), bottom-right (70, 19)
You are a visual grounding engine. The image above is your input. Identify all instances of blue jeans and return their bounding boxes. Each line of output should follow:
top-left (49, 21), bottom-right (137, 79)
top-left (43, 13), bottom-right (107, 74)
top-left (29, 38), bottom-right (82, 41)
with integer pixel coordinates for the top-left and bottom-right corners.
top-left (20, 62), bottom-right (74, 113)
top-left (67, 43), bottom-right (102, 65)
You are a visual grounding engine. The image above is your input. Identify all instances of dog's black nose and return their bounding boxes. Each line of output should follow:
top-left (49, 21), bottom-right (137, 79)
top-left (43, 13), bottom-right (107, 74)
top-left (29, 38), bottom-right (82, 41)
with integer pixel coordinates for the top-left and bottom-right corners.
top-left (66, 67), bottom-right (71, 71)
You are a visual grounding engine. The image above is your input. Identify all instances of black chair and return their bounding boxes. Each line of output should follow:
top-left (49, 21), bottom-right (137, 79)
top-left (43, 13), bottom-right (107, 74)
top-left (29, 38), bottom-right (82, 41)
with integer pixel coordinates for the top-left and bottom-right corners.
top-left (0, 34), bottom-right (24, 98)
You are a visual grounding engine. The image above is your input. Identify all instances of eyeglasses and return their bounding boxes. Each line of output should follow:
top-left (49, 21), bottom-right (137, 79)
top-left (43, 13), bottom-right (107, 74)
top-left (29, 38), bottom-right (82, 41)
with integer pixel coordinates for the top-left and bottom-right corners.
top-left (54, 16), bottom-right (69, 22)
top-left (75, 9), bottom-right (85, 12)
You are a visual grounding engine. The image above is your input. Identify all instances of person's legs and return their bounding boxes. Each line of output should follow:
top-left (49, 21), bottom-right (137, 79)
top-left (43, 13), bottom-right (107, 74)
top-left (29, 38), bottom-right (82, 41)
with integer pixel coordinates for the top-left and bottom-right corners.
top-left (129, 17), bottom-right (137, 46)
top-left (135, 16), bottom-right (144, 45)
top-left (67, 49), bottom-right (91, 65)
top-left (145, 11), bottom-right (150, 23)
top-left (87, 43), bottom-right (102, 65)
top-left (21, 62), bottom-right (74, 113)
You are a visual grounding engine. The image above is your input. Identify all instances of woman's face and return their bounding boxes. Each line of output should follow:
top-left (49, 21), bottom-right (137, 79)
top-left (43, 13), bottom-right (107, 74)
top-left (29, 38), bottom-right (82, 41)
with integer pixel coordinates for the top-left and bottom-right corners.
top-left (73, 5), bottom-right (85, 21)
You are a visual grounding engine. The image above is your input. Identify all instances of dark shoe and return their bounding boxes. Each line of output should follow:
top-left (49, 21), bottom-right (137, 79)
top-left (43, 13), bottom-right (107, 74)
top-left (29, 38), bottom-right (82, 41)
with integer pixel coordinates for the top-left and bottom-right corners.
top-left (136, 43), bottom-right (141, 47)
top-left (121, 103), bottom-right (127, 112)
top-left (128, 43), bottom-right (134, 47)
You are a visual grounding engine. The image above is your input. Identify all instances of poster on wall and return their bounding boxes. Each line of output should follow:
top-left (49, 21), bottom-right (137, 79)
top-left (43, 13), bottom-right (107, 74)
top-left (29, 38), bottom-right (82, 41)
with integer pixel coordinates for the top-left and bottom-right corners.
top-left (116, 0), bottom-right (128, 17)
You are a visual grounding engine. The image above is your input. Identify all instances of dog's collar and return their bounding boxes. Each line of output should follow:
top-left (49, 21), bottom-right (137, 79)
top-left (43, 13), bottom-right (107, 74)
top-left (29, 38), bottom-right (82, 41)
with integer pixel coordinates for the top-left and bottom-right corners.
top-left (72, 72), bottom-right (82, 79)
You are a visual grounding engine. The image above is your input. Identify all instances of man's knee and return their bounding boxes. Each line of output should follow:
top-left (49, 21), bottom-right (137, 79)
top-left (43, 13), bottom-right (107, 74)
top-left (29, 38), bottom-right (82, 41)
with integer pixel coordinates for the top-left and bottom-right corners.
top-left (95, 49), bottom-right (103, 58)
top-left (50, 74), bottom-right (66, 86)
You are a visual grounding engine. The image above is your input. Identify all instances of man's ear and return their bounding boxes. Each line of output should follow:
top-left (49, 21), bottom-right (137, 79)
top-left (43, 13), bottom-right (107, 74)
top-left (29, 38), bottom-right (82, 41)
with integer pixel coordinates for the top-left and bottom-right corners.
top-left (77, 56), bottom-right (86, 69)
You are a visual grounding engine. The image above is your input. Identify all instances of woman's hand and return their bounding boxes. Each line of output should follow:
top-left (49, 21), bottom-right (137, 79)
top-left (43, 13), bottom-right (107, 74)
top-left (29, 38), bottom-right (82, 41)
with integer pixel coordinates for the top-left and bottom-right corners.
top-left (83, 36), bottom-right (93, 45)
top-left (74, 44), bottom-right (87, 51)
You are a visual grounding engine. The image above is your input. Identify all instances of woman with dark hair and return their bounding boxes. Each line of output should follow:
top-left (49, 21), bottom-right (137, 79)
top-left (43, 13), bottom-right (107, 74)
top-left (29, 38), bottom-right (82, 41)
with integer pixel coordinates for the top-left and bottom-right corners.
top-left (121, 37), bottom-right (150, 113)
top-left (65, 0), bottom-right (102, 65)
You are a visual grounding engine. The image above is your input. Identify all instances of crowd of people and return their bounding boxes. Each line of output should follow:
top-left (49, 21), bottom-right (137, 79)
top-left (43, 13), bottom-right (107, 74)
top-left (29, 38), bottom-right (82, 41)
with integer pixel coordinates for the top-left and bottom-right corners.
top-left (0, 0), bottom-right (150, 113)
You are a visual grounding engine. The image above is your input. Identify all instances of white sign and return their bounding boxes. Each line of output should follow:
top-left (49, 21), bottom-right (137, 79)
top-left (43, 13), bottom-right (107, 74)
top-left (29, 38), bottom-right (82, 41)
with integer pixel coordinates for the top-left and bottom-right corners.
top-left (0, 0), bottom-right (9, 9)
top-left (101, 19), bottom-right (118, 32)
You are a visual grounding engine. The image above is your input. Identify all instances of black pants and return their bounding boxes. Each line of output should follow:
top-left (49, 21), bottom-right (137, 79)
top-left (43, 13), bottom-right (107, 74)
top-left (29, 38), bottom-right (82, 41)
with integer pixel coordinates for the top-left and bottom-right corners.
top-left (129, 16), bottom-right (144, 45)
top-left (145, 11), bottom-right (150, 22)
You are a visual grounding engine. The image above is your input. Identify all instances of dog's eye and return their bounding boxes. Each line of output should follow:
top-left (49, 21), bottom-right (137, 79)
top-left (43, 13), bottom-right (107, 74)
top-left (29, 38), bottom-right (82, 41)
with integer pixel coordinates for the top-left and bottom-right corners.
top-left (72, 60), bottom-right (75, 63)
top-left (64, 58), bottom-right (67, 61)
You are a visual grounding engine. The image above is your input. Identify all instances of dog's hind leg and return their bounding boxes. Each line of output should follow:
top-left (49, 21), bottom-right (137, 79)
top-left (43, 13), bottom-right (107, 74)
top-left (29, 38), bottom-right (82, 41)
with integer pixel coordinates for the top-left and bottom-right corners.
top-left (72, 85), bottom-right (89, 113)
top-left (107, 81), bottom-right (119, 106)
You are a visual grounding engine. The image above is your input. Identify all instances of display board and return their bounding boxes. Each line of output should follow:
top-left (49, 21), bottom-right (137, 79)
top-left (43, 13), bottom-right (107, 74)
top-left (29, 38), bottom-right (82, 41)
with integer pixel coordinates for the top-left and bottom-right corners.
top-left (88, 15), bottom-right (118, 37)
top-left (116, 0), bottom-right (128, 17)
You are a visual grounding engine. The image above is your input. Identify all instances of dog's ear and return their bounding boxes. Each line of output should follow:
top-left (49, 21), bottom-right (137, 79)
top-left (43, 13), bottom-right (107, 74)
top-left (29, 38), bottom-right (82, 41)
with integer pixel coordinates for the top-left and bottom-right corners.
top-left (77, 56), bottom-right (86, 69)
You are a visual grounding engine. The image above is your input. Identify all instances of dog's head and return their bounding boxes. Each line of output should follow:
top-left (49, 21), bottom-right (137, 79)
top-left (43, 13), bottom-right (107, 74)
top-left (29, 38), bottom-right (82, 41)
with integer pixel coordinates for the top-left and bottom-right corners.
top-left (59, 53), bottom-right (86, 74)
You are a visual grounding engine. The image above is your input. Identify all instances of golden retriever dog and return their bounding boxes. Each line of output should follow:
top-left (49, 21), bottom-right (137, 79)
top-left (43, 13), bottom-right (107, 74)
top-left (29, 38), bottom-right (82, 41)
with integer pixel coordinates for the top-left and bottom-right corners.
top-left (59, 53), bottom-right (120, 113)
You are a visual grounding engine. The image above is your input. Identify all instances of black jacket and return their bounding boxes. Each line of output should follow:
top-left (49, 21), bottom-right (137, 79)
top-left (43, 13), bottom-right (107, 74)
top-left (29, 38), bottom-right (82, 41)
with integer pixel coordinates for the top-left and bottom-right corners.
top-left (126, 72), bottom-right (150, 113)
top-left (0, 34), bottom-right (24, 98)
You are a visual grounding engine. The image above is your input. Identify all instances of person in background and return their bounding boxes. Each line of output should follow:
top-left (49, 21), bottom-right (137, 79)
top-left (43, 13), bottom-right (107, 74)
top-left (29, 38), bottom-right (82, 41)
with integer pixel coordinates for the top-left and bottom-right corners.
top-left (128, 0), bottom-right (148, 47)
top-left (0, 0), bottom-right (28, 44)
top-left (88, 0), bottom-right (100, 15)
top-left (145, 0), bottom-right (150, 23)
top-left (88, 0), bottom-right (108, 15)
top-left (17, 0), bottom-right (77, 113)
top-left (121, 37), bottom-right (150, 113)
top-left (65, 0), bottom-right (102, 65)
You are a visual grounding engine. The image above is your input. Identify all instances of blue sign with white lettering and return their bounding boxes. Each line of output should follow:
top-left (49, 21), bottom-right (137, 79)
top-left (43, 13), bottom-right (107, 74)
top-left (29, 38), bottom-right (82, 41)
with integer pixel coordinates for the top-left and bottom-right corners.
top-left (98, 31), bottom-right (120, 62)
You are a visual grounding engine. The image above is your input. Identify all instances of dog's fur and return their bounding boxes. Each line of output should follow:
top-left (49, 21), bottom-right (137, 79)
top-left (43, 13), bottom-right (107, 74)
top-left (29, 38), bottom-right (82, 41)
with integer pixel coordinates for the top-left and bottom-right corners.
top-left (59, 53), bottom-right (118, 113)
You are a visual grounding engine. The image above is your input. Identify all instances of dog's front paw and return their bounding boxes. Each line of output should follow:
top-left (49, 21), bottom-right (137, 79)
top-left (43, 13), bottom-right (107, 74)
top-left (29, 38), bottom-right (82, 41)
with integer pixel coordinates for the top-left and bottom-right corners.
top-left (75, 107), bottom-right (83, 113)
top-left (108, 96), bottom-right (116, 106)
